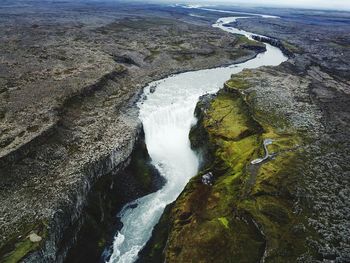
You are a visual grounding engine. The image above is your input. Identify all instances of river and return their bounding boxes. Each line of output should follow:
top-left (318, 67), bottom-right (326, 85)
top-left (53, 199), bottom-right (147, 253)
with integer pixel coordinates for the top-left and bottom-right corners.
top-left (106, 10), bottom-right (287, 263)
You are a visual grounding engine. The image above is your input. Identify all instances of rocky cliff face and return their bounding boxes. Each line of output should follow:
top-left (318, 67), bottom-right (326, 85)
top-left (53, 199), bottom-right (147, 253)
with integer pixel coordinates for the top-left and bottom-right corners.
top-left (64, 131), bottom-right (165, 263)
top-left (251, 35), bottom-right (295, 58)
top-left (140, 9), bottom-right (350, 263)
top-left (141, 68), bottom-right (319, 262)
top-left (0, 2), bottom-right (266, 262)
top-left (141, 61), bottom-right (350, 263)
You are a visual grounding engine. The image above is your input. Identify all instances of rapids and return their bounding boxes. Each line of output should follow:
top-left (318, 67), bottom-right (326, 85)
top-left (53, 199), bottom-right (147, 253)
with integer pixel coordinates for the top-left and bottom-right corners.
top-left (107, 11), bottom-right (287, 263)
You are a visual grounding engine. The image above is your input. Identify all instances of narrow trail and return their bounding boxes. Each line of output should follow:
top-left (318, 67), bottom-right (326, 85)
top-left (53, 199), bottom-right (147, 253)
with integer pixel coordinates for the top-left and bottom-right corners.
top-left (251, 139), bottom-right (274, 164)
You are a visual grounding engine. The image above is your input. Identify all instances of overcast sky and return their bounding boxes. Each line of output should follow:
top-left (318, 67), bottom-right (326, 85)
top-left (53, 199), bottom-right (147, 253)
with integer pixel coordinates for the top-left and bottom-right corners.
top-left (170, 0), bottom-right (350, 10)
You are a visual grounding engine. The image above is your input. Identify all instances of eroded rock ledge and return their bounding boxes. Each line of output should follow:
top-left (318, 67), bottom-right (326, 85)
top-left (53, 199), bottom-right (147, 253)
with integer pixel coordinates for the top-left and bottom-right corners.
top-left (0, 4), bottom-right (265, 262)
top-left (141, 10), bottom-right (350, 262)
top-left (141, 65), bottom-right (350, 262)
top-left (141, 68), bottom-right (318, 262)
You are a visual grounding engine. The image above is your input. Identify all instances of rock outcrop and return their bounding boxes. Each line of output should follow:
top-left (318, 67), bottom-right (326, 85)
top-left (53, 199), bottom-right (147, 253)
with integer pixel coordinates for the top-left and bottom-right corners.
top-left (252, 35), bottom-right (295, 58)
top-left (141, 10), bottom-right (350, 262)
top-left (0, 2), bottom-right (265, 262)
top-left (141, 62), bottom-right (350, 263)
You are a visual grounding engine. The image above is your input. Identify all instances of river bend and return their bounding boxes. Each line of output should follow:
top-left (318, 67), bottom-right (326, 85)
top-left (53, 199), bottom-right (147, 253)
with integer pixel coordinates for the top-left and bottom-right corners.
top-left (107, 11), bottom-right (287, 263)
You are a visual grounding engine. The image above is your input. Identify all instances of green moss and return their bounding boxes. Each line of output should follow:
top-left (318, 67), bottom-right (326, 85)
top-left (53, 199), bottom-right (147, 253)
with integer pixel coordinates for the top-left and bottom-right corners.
top-left (144, 50), bottom-right (161, 62)
top-left (203, 91), bottom-right (262, 141)
top-left (282, 40), bottom-right (302, 53)
top-left (0, 222), bottom-right (47, 263)
top-left (218, 217), bottom-right (229, 229)
top-left (236, 35), bottom-right (265, 48)
top-left (2, 239), bottom-right (39, 263)
top-left (172, 54), bottom-right (193, 62)
top-left (225, 77), bottom-right (250, 90)
top-left (217, 135), bottom-right (259, 175)
top-left (143, 72), bottom-right (314, 262)
top-left (224, 69), bottom-right (256, 91)
top-left (228, 50), bottom-right (250, 60)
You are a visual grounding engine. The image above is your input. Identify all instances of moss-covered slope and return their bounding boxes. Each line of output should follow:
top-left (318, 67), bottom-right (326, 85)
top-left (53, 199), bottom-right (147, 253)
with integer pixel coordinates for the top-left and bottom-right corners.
top-left (141, 69), bottom-right (318, 262)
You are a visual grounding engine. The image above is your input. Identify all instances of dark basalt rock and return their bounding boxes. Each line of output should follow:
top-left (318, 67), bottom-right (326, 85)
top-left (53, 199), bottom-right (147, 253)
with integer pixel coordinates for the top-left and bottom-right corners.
top-left (0, 3), bottom-right (265, 261)
top-left (241, 43), bottom-right (267, 53)
top-left (252, 35), bottom-right (295, 58)
top-left (65, 130), bottom-right (165, 263)
top-left (112, 55), bottom-right (140, 67)
top-left (201, 171), bottom-right (214, 185)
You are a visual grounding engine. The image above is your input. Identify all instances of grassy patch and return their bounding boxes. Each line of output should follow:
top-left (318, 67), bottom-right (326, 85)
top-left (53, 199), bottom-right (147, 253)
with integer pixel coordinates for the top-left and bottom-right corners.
top-left (224, 70), bottom-right (253, 90)
top-left (282, 40), bottom-right (302, 53)
top-left (218, 217), bottom-right (229, 229)
top-left (152, 70), bottom-right (313, 261)
top-left (0, 222), bottom-right (47, 263)
top-left (144, 50), bottom-right (161, 62)
top-left (236, 35), bottom-right (265, 48)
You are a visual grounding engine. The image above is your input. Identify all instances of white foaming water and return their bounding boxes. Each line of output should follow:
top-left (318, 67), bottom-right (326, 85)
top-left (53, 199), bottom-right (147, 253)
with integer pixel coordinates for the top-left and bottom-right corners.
top-left (107, 14), bottom-right (287, 263)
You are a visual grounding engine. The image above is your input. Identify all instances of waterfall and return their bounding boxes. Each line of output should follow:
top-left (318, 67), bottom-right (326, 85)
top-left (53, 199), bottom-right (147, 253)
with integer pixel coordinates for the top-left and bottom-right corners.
top-left (107, 13), bottom-right (287, 263)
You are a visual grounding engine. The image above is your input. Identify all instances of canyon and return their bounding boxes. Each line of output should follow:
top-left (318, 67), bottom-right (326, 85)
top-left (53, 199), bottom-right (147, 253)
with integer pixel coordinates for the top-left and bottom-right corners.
top-left (0, 1), bottom-right (349, 263)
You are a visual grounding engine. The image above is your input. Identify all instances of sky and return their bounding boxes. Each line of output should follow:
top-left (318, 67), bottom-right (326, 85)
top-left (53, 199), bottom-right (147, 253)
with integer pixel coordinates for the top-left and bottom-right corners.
top-left (167, 0), bottom-right (350, 11)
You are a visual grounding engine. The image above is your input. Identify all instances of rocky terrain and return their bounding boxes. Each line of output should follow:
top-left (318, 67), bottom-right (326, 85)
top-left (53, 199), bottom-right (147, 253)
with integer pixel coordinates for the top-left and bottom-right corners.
top-left (141, 7), bottom-right (350, 263)
top-left (0, 1), bottom-right (267, 262)
top-left (1, 2), bottom-right (349, 262)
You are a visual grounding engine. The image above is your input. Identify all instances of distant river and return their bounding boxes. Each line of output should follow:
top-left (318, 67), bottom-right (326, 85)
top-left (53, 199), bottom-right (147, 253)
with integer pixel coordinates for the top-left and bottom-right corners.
top-left (107, 9), bottom-right (287, 263)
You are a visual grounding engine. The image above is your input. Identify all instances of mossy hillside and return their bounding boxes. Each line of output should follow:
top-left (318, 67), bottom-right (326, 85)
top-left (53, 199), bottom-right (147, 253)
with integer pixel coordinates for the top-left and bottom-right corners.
top-left (164, 175), bottom-right (266, 263)
top-left (160, 91), bottom-right (267, 262)
top-left (281, 40), bottom-right (302, 54)
top-left (224, 70), bottom-right (296, 132)
top-left (224, 69), bottom-right (253, 90)
top-left (235, 35), bottom-right (266, 51)
top-left (223, 73), bottom-right (312, 260)
top-left (0, 221), bottom-right (47, 263)
top-left (144, 73), bottom-right (313, 262)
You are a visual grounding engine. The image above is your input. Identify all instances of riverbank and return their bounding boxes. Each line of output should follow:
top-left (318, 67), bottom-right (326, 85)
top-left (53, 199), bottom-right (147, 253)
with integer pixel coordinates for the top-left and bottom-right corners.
top-left (2, 3), bottom-right (349, 262)
top-left (0, 2), bottom-right (266, 262)
top-left (141, 8), bottom-right (350, 261)
top-left (64, 131), bottom-right (165, 263)
top-left (107, 14), bottom-right (286, 262)
top-left (142, 68), bottom-right (318, 262)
